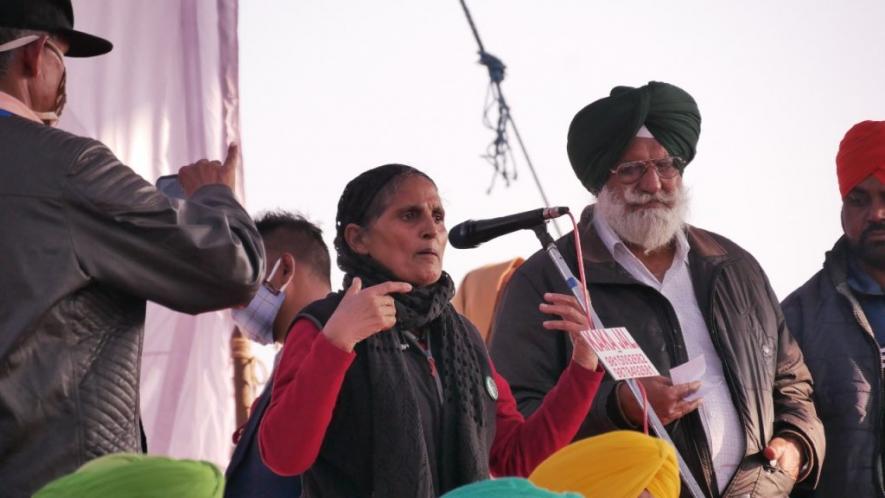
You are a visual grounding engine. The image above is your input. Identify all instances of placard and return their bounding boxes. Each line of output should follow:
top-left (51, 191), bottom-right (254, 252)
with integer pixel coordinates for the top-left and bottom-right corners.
top-left (580, 327), bottom-right (659, 380)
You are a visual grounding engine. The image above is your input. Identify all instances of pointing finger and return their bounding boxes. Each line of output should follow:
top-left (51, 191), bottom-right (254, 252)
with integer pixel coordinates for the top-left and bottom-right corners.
top-left (368, 281), bottom-right (413, 296)
top-left (222, 142), bottom-right (240, 171)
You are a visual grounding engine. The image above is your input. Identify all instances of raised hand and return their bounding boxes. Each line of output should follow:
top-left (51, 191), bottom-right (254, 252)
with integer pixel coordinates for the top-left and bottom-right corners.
top-left (322, 277), bottom-right (413, 352)
top-left (179, 142), bottom-right (239, 196)
top-left (539, 292), bottom-right (599, 371)
top-left (617, 376), bottom-right (702, 426)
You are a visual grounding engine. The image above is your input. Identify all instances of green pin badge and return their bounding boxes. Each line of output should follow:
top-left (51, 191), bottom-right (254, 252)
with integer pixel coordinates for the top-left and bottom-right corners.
top-left (485, 375), bottom-right (498, 400)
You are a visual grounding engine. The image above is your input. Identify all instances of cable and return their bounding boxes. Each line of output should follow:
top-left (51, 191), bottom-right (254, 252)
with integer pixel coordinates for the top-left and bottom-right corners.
top-left (638, 381), bottom-right (650, 435)
top-left (458, 0), bottom-right (562, 237)
top-left (568, 212), bottom-right (650, 435)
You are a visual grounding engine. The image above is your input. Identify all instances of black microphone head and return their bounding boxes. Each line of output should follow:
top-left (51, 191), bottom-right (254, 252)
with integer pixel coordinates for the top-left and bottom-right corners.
top-left (449, 206), bottom-right (572, 249)
top-left (448, 220), bottom-right (478, 249)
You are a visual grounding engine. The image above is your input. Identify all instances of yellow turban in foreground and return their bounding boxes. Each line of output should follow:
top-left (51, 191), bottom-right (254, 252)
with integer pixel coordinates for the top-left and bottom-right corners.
top-left (529, 431), bottom-right (679, 498)
top-left (33, 453), bottom-right (224, 498)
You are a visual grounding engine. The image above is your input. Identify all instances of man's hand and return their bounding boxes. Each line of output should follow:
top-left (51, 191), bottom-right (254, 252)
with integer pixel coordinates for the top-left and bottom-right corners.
top-left (179, 143), bottom-right (239, 197)
top-left (322, 277), bottom-right (413, 352)
top-left (617, 376), bottom-right (702, 426)
top-left (764, 436), bottom-right (804, 480)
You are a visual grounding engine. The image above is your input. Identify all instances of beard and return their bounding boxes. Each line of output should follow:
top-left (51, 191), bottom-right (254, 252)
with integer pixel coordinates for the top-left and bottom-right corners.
top-left (851, 222), bottom-right (885, 270)
top-left (595, 184), bottom-right (690, 254)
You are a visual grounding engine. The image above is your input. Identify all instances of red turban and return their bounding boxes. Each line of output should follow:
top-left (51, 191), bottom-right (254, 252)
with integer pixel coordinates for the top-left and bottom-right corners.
top-left (836, 120), bottom-right (885, 198)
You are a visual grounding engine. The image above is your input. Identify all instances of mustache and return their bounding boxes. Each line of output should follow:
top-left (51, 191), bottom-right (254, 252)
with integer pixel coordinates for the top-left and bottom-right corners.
top-left (861, 222), bottom-right (885, 242)
top-left (622, 187), bottom-right (679, 205)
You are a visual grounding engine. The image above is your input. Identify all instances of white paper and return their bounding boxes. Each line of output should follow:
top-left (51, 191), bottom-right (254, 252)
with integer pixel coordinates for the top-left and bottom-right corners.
top-left (669, 354), bottom-right (721, 401)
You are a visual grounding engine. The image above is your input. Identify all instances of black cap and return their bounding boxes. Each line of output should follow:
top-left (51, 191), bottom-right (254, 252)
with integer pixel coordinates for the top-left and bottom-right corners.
top-left (0, 0), bottom-right (112, 57)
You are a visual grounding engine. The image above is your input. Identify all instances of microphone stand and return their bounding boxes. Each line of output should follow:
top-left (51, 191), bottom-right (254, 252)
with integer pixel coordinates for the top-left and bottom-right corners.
top-left (531, 224), bottom-right (706, 498)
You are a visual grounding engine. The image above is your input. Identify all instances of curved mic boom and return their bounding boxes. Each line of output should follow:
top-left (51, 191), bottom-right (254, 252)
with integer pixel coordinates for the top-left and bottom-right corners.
top-left (448, 206), bottom-right (569, 249)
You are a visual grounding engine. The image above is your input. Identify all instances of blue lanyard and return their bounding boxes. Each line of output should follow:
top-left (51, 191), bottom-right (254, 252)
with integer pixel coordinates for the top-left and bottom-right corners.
top-left (0, 109), bottom-right (11, 117)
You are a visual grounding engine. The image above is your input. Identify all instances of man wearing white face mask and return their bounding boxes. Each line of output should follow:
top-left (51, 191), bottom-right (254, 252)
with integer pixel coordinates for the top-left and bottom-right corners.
top-left (231, 212), bottom-right (332, 348)
top-left (0, 1), bottom-right (265, 496)
top-left (226, 210), bottom-right (332, 498)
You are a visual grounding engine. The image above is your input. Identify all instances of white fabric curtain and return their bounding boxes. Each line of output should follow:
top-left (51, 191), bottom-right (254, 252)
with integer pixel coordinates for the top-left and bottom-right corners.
top-left (60, 0), bottom-right (243, 468)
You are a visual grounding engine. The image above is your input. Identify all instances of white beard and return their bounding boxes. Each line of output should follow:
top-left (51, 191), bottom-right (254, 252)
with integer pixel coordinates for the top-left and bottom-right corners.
top-left (595, 184), bottom-right (690, 253)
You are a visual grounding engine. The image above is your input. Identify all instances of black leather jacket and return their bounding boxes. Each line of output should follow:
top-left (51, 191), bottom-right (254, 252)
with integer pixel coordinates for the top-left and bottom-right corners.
top-left (490, 207), bottom-right (825, 498)
top-left (0, 114), bottom-right (264, 497)
top-left (783, 237), bottom-right (885, 497)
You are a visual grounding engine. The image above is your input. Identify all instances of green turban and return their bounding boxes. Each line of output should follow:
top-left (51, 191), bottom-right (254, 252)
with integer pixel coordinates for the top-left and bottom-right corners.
top-left (442, 477), bottom-right (583, 497)
top-left (33, 453), bottom-right (224, 498)
top-left (566, 81), bottom-right (701, 194)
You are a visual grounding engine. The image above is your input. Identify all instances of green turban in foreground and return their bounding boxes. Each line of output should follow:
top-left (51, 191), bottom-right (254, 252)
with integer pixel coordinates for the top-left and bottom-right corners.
top-left (566, 81), bottom-right (701, 194)
top-left (442, 477), bottom-right (583, 497)
top-left (33, 453), bottom-right (224, 498)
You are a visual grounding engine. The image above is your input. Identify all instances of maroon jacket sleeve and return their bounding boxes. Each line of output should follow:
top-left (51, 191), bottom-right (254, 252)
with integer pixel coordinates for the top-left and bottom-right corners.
top-left (258, 319), bottom-right (355, 476)
top-left (489, 360), bottom-right (604, 477)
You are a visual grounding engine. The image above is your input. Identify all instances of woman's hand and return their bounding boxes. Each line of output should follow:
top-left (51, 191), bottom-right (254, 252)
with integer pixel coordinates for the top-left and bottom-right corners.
top-left (323, 277), bottom-right (413, 352)
top-left (539, 292), bottom-right (599, 371)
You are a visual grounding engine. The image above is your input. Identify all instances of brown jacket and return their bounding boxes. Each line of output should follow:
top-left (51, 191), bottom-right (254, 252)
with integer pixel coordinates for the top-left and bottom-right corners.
top-left (490, 207), bottom-right (824, 498)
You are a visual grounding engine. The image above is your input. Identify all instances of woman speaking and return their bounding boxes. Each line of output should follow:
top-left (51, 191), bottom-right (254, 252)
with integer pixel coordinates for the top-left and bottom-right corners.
top-left (259, 164), bottom-right (603, 497)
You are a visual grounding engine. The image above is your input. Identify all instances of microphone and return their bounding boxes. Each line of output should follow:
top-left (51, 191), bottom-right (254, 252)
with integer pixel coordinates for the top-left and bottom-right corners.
top-left (448, 206), bottom-right (570, 249)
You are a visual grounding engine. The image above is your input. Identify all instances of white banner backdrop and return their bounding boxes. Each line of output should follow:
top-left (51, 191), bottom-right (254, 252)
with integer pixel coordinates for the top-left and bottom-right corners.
top-left (60, 0), bottom-right (243, 468)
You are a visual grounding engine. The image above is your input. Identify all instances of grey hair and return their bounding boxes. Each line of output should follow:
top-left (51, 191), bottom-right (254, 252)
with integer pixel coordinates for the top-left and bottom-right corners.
top-left (0, 27), bottom-right (46, 77)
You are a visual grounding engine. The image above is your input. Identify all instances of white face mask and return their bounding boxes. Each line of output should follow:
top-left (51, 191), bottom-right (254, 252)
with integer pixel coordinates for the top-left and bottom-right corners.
top-left (0, 35), bottom-right (67, 126)
top-left (231, 259), bottom-right (289, 345)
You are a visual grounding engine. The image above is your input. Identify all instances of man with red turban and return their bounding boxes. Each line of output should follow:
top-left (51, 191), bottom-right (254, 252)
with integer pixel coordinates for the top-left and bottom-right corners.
top-left (783, 120), bottom-right (885, 497)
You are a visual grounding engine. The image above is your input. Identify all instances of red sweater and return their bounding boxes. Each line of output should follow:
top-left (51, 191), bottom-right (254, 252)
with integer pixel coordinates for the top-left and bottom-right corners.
top-left (258, 319), bottom-right (603, 478)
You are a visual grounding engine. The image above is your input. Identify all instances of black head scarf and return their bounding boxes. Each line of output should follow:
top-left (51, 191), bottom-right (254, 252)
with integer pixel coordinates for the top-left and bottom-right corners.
top-left (332, 164), bottom-right (491, 496)
top-left (566, 81), bottom-right (701, 194)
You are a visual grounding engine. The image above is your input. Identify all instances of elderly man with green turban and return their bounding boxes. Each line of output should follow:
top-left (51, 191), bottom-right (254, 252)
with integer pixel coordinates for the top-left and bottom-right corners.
top-left (490, 81), bottom-right (825, 497)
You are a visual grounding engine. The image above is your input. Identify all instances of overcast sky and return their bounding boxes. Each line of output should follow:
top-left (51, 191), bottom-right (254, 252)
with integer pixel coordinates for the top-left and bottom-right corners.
top-left (239, 0), bottom-right (885, 299)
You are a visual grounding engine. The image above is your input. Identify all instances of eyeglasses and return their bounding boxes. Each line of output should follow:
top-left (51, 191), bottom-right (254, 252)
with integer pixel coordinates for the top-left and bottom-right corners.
top-left (609, 156), bottom-right (686, 184)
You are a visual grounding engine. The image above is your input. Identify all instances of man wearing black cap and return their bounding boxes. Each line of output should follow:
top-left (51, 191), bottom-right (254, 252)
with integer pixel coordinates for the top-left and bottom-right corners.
top-left (490, 82), bottom-right (825, 497)
top-left (0, 1), bottom-right (265, 495)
